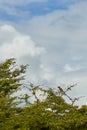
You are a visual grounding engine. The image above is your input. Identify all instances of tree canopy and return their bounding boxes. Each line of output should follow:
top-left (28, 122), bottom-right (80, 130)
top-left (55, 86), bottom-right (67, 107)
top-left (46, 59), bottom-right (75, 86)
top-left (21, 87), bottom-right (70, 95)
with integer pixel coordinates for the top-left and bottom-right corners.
top-left (0, 58), bottom-right (87, 130)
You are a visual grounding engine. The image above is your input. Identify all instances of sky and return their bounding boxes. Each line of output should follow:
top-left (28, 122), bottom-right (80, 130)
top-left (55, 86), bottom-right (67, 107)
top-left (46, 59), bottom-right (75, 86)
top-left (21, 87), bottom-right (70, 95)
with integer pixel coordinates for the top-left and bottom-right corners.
top-left (0, 0), bottom-right (87, 105)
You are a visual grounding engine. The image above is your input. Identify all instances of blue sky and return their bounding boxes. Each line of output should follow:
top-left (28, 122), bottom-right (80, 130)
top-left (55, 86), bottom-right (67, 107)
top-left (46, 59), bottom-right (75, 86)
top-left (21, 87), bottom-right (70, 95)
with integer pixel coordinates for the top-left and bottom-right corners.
top-left (0, 0), bottom-right (87, 105)
top-left (0, 0), bottom-right (85, 22)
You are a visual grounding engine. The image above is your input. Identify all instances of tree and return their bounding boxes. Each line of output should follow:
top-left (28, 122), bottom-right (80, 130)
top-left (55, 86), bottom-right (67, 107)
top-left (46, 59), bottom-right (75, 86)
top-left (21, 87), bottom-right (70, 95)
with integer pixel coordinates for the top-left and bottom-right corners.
top-left (0, 58), bottom-right (27, 96)
top-left (0, 58), bottom-right (27, 130)
top-left (0, 58), bottom-right (87, 130)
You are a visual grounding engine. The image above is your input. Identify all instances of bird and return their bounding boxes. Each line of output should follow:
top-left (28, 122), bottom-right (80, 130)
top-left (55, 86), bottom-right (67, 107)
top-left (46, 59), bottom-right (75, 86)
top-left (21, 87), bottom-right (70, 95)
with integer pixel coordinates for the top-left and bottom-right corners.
top-left (58, 86), bottom-right (65, 95)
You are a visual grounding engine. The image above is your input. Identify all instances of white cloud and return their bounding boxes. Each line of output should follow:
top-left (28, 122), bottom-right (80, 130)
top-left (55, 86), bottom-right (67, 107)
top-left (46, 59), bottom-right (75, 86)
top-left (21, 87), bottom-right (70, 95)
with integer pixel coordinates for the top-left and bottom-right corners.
top-left (0, 24), bottom-right (46, 60)
top-left (1, 24), bottom-right (15, 32)
top-left (64, 64), bottom-right (81, 72)
top-left (0, 24), bottom-right (48, 85)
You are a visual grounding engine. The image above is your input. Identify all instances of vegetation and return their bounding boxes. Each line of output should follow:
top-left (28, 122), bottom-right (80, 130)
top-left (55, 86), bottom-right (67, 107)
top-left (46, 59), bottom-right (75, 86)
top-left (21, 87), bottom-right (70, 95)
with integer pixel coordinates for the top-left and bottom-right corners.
top-left (0, 58), bottom-right (87, 130)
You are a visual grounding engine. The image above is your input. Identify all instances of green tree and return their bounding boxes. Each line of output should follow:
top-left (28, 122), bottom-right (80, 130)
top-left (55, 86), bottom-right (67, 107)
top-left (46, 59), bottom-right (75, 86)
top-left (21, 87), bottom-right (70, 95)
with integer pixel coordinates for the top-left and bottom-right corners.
top-left (0, 58), bottom-right (87, 130)
top-left (0, 58), bottom-right (27, 96)
top-left (0, 58), bottom-right (27, 130)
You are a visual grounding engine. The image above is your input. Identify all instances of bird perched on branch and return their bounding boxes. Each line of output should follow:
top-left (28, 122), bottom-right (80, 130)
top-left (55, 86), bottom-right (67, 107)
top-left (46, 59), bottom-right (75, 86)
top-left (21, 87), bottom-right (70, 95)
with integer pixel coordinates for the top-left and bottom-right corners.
top-left (58, 86), bottom-right (65, 95)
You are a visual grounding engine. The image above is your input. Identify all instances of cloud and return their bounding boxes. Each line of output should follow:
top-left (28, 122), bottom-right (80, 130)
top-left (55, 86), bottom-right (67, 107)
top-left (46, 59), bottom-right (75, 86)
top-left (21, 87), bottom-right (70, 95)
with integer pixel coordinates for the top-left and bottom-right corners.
top-left (0, 24), bottom-right (46, 60)
top-left (0, 24), bottom-right (47, 85)
top-left (64, 64), bottom-right (81, 72)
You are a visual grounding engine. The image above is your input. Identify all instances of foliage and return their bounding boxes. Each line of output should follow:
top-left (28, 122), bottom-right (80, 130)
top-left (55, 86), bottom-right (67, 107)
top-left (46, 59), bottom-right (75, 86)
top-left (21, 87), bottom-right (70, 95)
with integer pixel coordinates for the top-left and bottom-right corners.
top-left (0, 58), bottom-right (87, 130)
